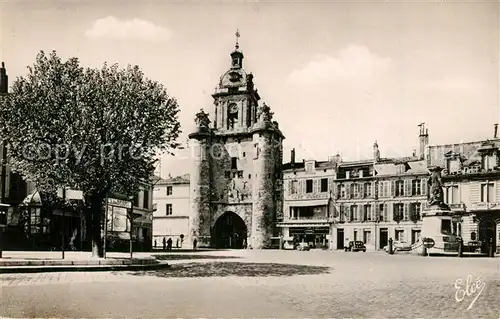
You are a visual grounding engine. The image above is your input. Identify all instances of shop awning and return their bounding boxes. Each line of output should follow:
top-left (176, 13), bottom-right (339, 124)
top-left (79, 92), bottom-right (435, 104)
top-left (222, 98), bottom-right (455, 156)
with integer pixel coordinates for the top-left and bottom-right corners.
top-left (287, 199), bottom-right (329, 208)
top-left (277, 222), bottom-right (330, 228)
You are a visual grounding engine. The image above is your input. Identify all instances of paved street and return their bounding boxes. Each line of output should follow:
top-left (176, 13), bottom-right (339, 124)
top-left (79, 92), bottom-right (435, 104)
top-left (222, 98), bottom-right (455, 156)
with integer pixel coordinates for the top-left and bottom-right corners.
top-left (1, 250), bottom-right (499, 318)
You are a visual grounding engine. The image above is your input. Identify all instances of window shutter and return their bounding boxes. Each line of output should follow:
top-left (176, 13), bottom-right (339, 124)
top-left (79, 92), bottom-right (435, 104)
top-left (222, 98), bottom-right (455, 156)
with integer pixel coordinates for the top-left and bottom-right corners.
top-left (405, 180), bottom-right (411, 197)
top-left (389, 203), bottom-right (395, 221)
top-left (346, 183), bottom-right (351, 198)
top-left (375, 203), bottom-right (380, 221)
top-left (358, 204), bottom-right (363, 221)
top-left (371, 203), bottom-right (376, 221)
top-left (378, 182), bottom-right (383, 197)
top-left (345, 206), bottom-right (350, 222)
top-left (421, 179), bottom-right (427, 196)
top-left (391, 180), bottom-right (396, 197)
top-left (330, 178), bottom-right (336, 197)
top-left (287, 181), bottom-right (292, 195)
top-left (404, 203), bottom-right (409, 221)
top-left (470, 182), bottom-right (480, 203)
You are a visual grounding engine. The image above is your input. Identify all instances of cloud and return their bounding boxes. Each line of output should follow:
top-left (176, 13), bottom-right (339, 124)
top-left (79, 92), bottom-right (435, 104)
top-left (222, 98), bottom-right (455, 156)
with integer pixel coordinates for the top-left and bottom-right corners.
top-left (425, 76), bottom-right (485, 95)
top-left (85, 16), bottom-right (172, 42)
top-left (287, 44), bottom-right (393, 88)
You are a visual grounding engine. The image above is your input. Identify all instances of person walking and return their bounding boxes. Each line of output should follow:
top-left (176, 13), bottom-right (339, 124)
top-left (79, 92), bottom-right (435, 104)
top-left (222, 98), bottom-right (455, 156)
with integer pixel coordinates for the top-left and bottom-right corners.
top-left (167, 238), bottom-right (173, 251)
top-left (193, 238), bottom-right (198, 250)
top-left (162, 237), bottom-right (166, 251)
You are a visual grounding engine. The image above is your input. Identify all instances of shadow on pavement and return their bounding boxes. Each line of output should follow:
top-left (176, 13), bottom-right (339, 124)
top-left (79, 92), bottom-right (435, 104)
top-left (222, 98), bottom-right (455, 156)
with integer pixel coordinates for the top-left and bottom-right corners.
top-left (153, 254), bottom-right (242, 261)
top-left (128, 262), bottom-right (331, 278)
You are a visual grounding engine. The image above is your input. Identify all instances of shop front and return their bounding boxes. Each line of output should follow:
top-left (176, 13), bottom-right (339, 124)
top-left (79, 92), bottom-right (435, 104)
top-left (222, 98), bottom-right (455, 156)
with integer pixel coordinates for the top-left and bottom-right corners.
top-left (287, 225), bottom-right (330, 249)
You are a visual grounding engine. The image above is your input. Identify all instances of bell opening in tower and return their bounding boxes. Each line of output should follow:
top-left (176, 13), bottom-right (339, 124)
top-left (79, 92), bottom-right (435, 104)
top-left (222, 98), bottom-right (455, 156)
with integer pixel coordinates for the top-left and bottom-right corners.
top-left (227, 103), bottom-right (239, 130)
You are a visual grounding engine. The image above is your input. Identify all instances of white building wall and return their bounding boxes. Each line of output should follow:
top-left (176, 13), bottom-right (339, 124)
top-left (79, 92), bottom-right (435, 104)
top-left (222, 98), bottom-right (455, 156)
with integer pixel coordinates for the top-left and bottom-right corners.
top-left (152, 182), bottom-right (190, 247)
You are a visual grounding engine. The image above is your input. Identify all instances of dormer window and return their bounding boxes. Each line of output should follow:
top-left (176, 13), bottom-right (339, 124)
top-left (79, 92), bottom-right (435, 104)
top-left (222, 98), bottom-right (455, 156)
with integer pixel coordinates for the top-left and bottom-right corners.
top-left (481, 153), bottom-right (497, 171)
top-left (447, 158), bottom-right (460, 173)
top-left (305, 161), bottom-right (315, 174)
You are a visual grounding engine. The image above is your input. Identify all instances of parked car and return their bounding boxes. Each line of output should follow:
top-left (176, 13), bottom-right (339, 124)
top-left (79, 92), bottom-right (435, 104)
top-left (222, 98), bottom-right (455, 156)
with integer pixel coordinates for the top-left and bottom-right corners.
top-left (465, 240), bottom-right (482, 253)
top-left (383, 240), bottom-right (412, 252)
top-left (344, 241), bottom-right (366, 252)
top-left (394, 241), bottom-right (412, 251)
top-left (283, 239), bottom-right (295, 250)
top-left (296, 242), bottom-right (310, 251)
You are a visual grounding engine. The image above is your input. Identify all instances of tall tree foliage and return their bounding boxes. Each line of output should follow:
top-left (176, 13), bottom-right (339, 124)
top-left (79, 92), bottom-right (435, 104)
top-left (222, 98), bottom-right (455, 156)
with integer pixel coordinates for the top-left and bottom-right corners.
top-left (0, 51), bottom-right (181, 256)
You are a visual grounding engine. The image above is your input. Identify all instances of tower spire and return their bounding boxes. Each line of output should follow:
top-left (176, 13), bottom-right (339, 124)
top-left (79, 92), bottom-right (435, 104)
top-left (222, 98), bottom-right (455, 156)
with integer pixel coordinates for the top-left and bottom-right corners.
top-left (235, 29), bottom-right (240, 50)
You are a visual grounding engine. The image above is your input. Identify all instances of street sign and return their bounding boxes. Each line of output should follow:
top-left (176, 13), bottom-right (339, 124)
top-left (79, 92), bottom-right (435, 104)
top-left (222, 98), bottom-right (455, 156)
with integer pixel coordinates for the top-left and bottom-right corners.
top-left (422, 238), bottom-right (435, 249)
top-left (57, 188), bottom-right (83, 200)
top-left (108, 198), bottom-right (132, 209)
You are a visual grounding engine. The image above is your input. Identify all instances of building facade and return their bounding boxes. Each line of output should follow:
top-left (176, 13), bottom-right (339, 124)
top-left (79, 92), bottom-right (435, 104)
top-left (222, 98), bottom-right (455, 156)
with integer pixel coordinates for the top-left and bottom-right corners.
top-left (280, 127), bottom-right (430, 251)
top-left (427, 124), bottom-right (500, 253)
top-left (188, 38), bottom-right (284, 249)
top-left (152, 174), bottom-right (190, 248)
top-left (279, 150), bottom-right (337, 249)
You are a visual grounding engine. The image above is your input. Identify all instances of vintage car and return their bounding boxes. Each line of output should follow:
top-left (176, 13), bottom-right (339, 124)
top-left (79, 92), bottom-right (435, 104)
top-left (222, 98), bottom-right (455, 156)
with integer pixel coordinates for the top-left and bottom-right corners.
top-left (394, 240), bottom-right (412, 251)
top-left (344, 241), bottom-right (366, 252)
top-left (383, 240), bottom-right (412, 252)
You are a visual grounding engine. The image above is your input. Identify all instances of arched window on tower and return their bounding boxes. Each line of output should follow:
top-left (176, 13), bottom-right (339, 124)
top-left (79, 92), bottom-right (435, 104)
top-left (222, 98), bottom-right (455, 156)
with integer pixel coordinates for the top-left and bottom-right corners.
top-left (227, 103), bottom-right (238, 130)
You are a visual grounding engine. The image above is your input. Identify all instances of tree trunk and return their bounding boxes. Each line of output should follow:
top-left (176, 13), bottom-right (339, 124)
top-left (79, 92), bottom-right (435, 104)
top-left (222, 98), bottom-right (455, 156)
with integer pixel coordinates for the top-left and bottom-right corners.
top-left (87, 193), bottom-right (106, 258)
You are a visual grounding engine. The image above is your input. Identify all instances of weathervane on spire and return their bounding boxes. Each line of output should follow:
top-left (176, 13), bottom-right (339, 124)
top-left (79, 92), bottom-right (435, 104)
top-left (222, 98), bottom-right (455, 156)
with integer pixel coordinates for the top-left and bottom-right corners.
top-left (235, 29), bottom-right (240, 50)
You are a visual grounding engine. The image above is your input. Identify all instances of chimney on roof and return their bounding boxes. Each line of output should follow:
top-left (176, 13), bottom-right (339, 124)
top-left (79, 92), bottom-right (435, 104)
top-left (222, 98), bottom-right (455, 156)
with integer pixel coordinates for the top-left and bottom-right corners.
top-left (418, 123), bottom-right (429, 160)
top-left (0, 62), bottom-right (8, 94)
top-left (291, 148), bottom-right (295, 165)
top-left (494, 124), bottom-right (498, 138)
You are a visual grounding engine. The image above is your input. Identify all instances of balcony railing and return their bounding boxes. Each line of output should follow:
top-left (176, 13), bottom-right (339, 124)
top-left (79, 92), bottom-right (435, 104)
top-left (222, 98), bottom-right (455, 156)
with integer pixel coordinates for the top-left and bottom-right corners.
top-left (469, 202), bottom-right (500, 211)
top-left (285, 216), bottom-right (328, 221)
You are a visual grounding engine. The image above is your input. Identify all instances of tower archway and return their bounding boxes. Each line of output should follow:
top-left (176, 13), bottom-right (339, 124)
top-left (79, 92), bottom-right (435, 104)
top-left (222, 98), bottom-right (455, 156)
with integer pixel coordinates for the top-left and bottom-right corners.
top-left (212, 212), bottom-right (247, 249)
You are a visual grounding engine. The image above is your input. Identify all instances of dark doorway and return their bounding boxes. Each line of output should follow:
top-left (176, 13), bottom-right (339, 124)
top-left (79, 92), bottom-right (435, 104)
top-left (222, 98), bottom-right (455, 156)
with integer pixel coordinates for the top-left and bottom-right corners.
top-left (336, 229), bottom-right (344, 249)
top-left (479, 218), bottom-right (496, 254)
top-left (213, 212), bottom-right (247, 249)
top-left (379, 228), bottom-right (388, 249)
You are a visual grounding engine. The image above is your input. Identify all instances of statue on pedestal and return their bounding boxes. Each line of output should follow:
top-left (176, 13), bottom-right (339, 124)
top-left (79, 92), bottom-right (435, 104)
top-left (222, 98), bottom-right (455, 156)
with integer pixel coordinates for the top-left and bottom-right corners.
top-left (257, 103), bottom-right (273, 123)
top-left (427, 166), bottom-right (449, 209)
top-left (194, 109), bottom-right (210, 128)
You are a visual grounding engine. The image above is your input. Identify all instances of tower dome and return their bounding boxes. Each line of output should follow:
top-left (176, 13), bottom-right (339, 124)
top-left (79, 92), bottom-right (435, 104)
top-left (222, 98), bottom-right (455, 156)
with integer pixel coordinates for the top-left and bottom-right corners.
top-left (216, 30), bottom-right (249, 91)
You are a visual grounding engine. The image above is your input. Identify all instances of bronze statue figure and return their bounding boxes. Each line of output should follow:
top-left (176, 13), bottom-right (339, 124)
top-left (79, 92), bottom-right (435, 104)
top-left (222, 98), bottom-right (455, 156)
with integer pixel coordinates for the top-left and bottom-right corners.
top-left (194, 109), bottom-right (211, 128)
top-left (427, 166), bottom-right (449, 209)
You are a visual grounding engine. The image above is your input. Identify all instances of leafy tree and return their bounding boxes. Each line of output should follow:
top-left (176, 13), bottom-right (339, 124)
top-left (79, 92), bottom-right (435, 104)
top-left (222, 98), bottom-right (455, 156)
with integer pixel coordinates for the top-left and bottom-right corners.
top-left (0, 51), bottom-right (181, 257)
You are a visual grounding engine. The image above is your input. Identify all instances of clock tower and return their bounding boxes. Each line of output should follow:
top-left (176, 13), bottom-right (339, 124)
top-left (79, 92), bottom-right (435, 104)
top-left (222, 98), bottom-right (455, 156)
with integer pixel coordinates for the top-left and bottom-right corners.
top-left (188, 33), bottom-right (284, 249)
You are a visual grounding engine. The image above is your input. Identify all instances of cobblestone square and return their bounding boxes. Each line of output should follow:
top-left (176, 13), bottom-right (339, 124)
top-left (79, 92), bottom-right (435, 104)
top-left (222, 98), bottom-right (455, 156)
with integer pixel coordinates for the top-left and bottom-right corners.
top-left (1, 250), bottom-right (499, 318)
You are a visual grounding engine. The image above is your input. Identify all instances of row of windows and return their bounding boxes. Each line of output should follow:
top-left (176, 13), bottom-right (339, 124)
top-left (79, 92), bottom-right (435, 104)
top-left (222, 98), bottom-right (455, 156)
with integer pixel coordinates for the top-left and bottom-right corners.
top-left (288, 179), bottom-right (425, 197)
top-left (337, 202), bottom-right (423, 222)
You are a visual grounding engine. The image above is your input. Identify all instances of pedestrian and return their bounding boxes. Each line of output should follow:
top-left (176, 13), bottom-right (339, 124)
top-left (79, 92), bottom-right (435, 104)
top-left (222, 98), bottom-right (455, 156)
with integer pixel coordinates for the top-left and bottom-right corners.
top-left (162, 237), bottom-right (166, 251)
top-left (154, 239), bottom-right (157, 249)
top-left (193, 238), bottom-right (198, 250)
top-left (176, 238), bottom-right (180, 248)
top-left (167, 237), bottom-right (173, 251)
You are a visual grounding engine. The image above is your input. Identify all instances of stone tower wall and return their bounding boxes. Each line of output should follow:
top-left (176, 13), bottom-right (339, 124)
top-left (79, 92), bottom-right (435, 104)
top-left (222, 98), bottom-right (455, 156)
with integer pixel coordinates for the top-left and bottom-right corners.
top-left (188, 136), bottom-right (212, 247)
top-left (251, 131), bottom-right (278, 248)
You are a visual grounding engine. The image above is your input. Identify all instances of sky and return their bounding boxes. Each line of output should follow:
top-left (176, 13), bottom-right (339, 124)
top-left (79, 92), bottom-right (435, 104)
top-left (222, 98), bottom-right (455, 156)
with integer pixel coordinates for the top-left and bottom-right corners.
top-left (1, 0), bottom-right (499, 178)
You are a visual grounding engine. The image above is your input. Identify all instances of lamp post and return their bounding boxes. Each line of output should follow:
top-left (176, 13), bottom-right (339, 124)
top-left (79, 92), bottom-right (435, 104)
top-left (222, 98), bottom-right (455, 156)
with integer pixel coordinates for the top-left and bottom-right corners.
top-left (0, 139), bottom-right (7, 258)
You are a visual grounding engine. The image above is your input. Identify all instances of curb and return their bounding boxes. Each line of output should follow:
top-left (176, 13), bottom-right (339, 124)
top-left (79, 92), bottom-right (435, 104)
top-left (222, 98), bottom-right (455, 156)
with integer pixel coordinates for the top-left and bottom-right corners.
top-left (0, 262), bottom-right (171, 274)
